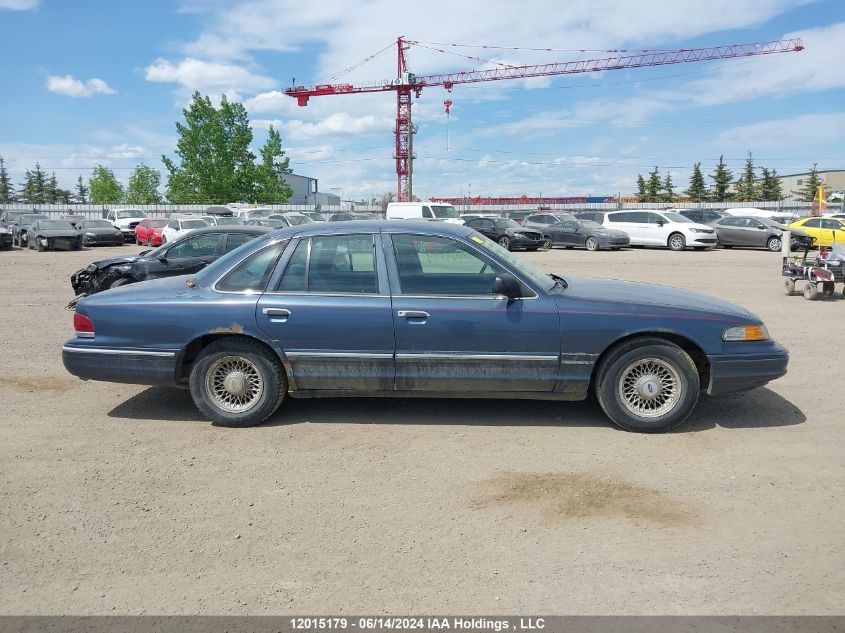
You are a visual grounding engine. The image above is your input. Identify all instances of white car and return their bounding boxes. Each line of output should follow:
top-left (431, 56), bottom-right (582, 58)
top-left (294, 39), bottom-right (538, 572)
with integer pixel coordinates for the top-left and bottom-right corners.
top-left (200, 215), bottom-right (244, 227)
top-left (386, 201), bottom-right (464, 224)
top-left (161, 218), bottom-right (210, 243)
top-left (602, 210), bottom-right (717, 250)
top-left (106, 208), bottom-right (147, 242)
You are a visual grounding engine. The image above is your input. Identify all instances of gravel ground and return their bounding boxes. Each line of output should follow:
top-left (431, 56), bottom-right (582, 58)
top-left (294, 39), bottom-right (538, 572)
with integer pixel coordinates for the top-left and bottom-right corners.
top-left (0, 242), bottom-right (842, 615)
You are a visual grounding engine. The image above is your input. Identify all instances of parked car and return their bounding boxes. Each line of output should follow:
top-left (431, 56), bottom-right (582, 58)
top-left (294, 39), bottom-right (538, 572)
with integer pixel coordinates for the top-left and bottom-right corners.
top-left (463, 217), bottom-right (545, 250)
top-left (232, 207), bottom-right (274, 221)
top-left (1, 210), bottom-right (29, 228)
top-left (539, 218), bottom-right (630, 251)
top-left (573, 211), bottom-right (609, 224)
top-left (270, 212), bottom-right (314, 226)
top-left (134, 218), bottom-right (170, 246)
top-left (70, 226), bottom-right (271, 297)
top-left (503, 210), bottom-right (535, 225)
top-left (328, 212), bottom-right (379, 222)
top-left (602, 210), bottom-right (717, 250)
top-left (161, 217), bottom-right (209, 243)
top-left (106, 209), bottom-right (147, 241)
top-left (522, 212), bottom-right (578, 233)
top-left (63, 220), bottom-right (789, 433)
top-left (11, 213), bottom-right (48, 247)
top-left (201, 215), bottom-right (245, 227)
top-left (78, 219), bottom-right (125, 246)
top-left (0, 225), bottom-right (12, 250)
top-left (386, 201), bottom-right (463, 224)
top-left (303, 212), bottom-right (327, 222)
top-left (787, 216), bottom-right (845, 248)
top-left (714, 216), bottom-right (804, 251)
top-left (27, 219), bottom-right (83, 251)
top-left (678, 209), bottom-right (729, 227)
top-left (58, 214), bottom-right (85, 229)
top-left (247, 218), bottom-right (289, 229)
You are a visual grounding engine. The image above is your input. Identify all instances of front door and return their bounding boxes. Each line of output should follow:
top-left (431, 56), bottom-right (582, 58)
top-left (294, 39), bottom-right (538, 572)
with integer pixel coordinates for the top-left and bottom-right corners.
top-left (257, 233), bottom-right (395, 391)
top-left (386, 232), bottom-right (561, 392)
top-left (154, 231), bottom-right (224, 278)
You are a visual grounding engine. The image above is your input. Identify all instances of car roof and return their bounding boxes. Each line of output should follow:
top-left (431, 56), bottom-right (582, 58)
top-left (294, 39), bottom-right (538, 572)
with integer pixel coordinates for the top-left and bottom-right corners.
top-left (177, 225), bottom-right (273, 236)
top-left (267, 219), bottom-right (473, 239)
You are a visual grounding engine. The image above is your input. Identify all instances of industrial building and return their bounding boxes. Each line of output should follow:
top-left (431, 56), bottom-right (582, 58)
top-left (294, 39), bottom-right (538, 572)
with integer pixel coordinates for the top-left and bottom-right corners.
top-left (283, 173), bottom-right (340, 206)
top-left (777, 169), bottom-right (845, 198)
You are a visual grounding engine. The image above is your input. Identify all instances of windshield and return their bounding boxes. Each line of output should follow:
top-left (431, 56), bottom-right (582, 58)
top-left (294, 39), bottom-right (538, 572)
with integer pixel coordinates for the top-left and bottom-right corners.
top-left (22, 214), bottom-right (47, 223)
top-left (115, 210), bottom-right (142, 219)
top-left (285, 214), bottom-right (314, 225)
top-left (151, 219), bottom-right (169, 228)
top-left (578, 220), bottom-right (604, 229)
top-left (40, 221), bottom-right (75, 230)
top-left (182, 219), bottom-right (209, 229)
top-left (253, 219), bottom-right (287, 228)
top-left (214, 217), bottom-right (243, 225)
top-left (472, 232), bottom-right (556, 293)
top-left (495, 219), bottom-right (521, 229)
top-left (83, 220), bottom-right (113, 228)
top-left (662, 212), bottom-right (693, 223)
top-left (431, 205), bottom-right (459, 219)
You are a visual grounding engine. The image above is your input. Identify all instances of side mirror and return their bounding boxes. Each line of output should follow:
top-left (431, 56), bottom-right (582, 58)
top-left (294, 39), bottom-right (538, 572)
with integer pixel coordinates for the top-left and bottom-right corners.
top-left (656, 220), bottom-right (665, 227)
top-left (493, 273), bottom-right (521, 299)
top-left (757, 225), bottom-right (766, 229)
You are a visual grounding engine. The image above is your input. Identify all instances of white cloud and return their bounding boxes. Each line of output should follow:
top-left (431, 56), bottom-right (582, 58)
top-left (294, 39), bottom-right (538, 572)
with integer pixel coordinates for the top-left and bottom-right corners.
top-left (46, 75), bottom-right (115, 98)
top-left (711, 113), bottom-right (845, 151)
top-left (0, 0), bottom-right (38, 9)
top-left (255, 111), bottom-right (392, 141)
top-left (144, 57), bottom-right (276, 94)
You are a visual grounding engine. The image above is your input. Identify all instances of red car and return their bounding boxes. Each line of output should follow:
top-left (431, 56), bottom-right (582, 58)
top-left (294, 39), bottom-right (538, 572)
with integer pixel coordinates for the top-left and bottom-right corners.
top-left (134, 218), bottom-right (169, 246)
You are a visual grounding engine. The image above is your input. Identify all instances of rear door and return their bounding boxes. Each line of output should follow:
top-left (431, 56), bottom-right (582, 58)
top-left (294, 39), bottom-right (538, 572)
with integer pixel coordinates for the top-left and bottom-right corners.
top-left (257, 232), bottom-right (394, 391)
top-left (386, 232), bottom-right (560, 392)
top-left (607, 212), bottom-right (646, 244)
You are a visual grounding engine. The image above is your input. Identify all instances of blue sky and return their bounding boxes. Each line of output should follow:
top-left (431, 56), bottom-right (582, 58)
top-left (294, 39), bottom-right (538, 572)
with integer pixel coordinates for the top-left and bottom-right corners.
top-left (1, 0), bottom-right (844, 201)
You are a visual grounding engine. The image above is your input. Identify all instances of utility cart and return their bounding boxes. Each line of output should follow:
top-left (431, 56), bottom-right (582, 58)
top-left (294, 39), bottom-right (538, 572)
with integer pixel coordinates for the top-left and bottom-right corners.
top-left (782, 242), bottom-right (845, 300)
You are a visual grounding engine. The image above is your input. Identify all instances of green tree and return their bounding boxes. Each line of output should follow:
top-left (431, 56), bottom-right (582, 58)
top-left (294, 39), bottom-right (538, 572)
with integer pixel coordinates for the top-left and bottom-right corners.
top-left (661, 173), bottom-right (675, 202)
top-left (733, 152), bottom-right (760, 201)
top-left (635, 174), bottom-right (647, 202)
top-left (645, 166), bottom-right (662, 202)
top-left (684, 162), bottom-right (707, 201)
top-left (795, 163), bottom-right (824, 202)
top-left (254, 126), bottom-right (293, 203)
top-left (709, 154), bottom-right (733, 202)
top-left (19, 162), bottom-right (47, 203)
top-left (0, 156), bottom-right (13, 203)
top-left (760, 167), bottom-right (783, 202)
top-left (125, 164), bottom-right (163, 204)
top-left (45, 171), bottom-right (59, 203)
top-left (89, 164), bottom-right (125, 204)
top-left (163, 92), bottom-right (257, 203)
top-left (74, 175), bottom-right (89, 204)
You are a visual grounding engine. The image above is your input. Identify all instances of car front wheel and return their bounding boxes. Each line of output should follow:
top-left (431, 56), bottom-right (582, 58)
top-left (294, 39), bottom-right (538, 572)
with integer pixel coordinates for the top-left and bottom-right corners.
top-left (668, 233), bottom-right (686, 251)
top-left (596, 339), bottom-right (700, 432)
top-left (498, 236), bottom-right (511, 250)
top-left (585, 236), bottom-right (600, 251)
top-left (767, 236), bottom-right (782, 252)
top-left (189, 338), bottom-right (286, 427)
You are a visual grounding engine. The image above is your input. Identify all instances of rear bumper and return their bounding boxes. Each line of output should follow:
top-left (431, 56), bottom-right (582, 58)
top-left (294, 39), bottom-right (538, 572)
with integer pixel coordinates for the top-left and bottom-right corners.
top-left (62, 342), bottom-right (179, 386)
top-left (706, 344), bottom-right (789, 396)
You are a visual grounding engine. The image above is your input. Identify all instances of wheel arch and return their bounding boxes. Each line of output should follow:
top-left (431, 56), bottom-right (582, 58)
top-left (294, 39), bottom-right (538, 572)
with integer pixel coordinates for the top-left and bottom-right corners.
top-left (590, 331), bottom-right (710, 393)
top-left (176, 332), bottom-right (290, 386)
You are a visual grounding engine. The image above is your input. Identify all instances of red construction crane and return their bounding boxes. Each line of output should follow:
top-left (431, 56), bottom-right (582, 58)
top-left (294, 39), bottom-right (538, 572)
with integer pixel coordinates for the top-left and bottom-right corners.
top-left (286, 37), bottom-right (803, 201)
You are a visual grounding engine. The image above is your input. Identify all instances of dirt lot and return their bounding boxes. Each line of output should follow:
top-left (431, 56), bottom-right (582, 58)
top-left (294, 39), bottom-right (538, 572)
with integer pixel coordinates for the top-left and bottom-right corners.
top-left (0, 242), bottom-right (842, 615)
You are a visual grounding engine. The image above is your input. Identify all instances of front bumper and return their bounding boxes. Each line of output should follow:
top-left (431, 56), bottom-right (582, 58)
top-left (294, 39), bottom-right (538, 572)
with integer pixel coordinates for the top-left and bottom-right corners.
top-left (62, 341), bottom-right (179, 386)
top-left (689, 235), bottom-right (718, 246)
top-left (706, 343), bottom-right (789, 396)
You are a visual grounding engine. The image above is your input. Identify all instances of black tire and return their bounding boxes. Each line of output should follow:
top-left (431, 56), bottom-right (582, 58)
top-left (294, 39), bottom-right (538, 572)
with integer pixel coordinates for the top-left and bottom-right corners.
top-left (497, 235), bottom-right (511, 250)
top-left (803, 283), bottom-right (818, 301)
top-left (822, 282), bottom-right (835, 297)
top-left (189, 338), bottom-right (286, 427)
top-left (542, 237), bottom-right (553, 250)
top-left (585, 236), bottom-right (600, 251)
top-left (146, 237), bottom-right (153, 246)
top-left (595, 338), bottom-right (700, 433)
top-left (784, 278), bottom-right (796, 296)
top-left (766, 236), bottom-right (782, 252)
top-left (109, 277), bottom-right (132, 288)
top-left (668, 233), bottom-right (686, 251)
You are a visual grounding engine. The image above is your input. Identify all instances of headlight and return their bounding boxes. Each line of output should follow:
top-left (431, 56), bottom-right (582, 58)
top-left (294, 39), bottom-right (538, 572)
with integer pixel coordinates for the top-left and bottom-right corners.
top-left (689, 228), bottom-right (709, 233)
top-left (723, 325), bottom-right (769, 342)
top-left (85, 232), bottom-right (96, 237)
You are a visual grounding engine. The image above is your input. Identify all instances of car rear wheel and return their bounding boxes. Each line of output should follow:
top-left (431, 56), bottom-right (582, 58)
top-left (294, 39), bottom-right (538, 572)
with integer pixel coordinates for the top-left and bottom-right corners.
top-left (668, 233), bottom-right (686, 251)
top-left (585, 236), bottom-right (600, 251)
top-left (542, 237), bottom-right (553, 250)
top-left (596, 338), bottom-right (700, 433)
top-left (146, 237), bottom-right (153, 246)
top-left (498, 236), bottom-right (511, 250)
top-left (766, 236), bottom-right (782, 252)
top-left (189, 338), bottom-right (286, 427)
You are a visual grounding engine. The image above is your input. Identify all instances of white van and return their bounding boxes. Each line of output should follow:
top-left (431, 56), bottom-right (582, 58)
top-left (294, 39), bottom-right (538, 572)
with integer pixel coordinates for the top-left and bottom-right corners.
top-left (602, 210), bottom-right (717, 250)
top-left (386, 201), bottom-right (463, 224)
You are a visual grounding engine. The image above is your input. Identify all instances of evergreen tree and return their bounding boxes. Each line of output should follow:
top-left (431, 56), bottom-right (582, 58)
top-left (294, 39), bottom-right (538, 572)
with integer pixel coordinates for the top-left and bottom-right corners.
top-left (19, 162), bottom-right (47, 203)
top-left (733, 152), bottom-right (760, 201)
top-left (254, 125), bottom-right (294, 203)
top-left (684, 162), bottom-right (707, 202)
top-left (0, 156), bottom-right (13, 203)
top-left (645, 166), bottom-right (662, 202)
top-left (760, 167), bottom-right (783, 201)
top-left (795, 163), bottom-right (823, 202)
top-left (661, 173), bottom-right (675, 202)
top-left (125, 164), bottom-right (163, 204)
top-left (45, 172), bottom-right (59, 203)
top-left (89, 164), bottom-right (125, 204)
top-left (709, 154), bottom-right (733, 202)
top-left (74, 175), bottom-right (89, 204)
top-left (635, 174), bottom-right (647, 202)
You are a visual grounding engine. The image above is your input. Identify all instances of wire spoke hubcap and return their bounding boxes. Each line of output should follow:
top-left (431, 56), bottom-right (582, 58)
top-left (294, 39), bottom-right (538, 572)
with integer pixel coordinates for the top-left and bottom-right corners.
top-left (206, 355), bottom-right (264, 414)
top-left (618, 357), bottom-right (682, 418)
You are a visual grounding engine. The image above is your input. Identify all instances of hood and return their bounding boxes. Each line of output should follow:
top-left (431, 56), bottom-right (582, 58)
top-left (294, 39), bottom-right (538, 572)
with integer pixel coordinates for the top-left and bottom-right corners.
top-left (562, 276), bottom-right (753, 320)
top-left (83, 227), bottom-right (122, 235)
top-left (39, 230), bottom-right (80, 238)
top-left (89, 252), bottom-right (149, 269)
top-left (685, 222), bottom-right (715, 232)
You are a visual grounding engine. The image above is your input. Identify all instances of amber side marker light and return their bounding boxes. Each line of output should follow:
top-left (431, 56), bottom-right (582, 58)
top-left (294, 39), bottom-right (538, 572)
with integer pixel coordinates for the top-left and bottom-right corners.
top-left (723, 325), bottom-right (768, 342)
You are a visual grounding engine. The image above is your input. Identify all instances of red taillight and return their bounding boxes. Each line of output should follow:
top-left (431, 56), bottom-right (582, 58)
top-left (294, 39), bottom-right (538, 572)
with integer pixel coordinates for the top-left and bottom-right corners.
top-left (73, 313), bottom-right (95, 336)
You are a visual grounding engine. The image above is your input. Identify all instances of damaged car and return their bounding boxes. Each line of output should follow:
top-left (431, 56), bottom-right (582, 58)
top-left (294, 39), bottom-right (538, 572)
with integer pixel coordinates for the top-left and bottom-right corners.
top-left (11, 213), bottom-right (48, 247)
top-left (78, 219), bottom-right (125, 246)
top-left (70, 226), bottom-right (271, 300)
top-left (27, 219), bottom-right (83, 251)
top-left (0, 224), bottom-right (12, 250)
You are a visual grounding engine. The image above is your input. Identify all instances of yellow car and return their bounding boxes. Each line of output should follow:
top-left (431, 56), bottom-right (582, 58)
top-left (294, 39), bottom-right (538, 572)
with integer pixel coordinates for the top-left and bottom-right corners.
top-left (788, 217), bottom-right (845, 247)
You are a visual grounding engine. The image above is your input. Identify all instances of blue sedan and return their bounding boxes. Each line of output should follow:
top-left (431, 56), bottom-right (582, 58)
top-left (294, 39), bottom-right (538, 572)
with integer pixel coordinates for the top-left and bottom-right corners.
top-left (62, 221), bottom-right (789, 432)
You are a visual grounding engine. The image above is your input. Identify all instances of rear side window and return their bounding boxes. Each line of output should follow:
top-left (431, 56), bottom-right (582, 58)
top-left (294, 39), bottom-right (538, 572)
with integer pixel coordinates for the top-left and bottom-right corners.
top-left (166, 233), bottom-right (222, 258)
top-left (223, 232), bottom-right (260, 253)
top-left (275, 235), bottom-right (377, 294)
top-left (216, 241), bottom-right (287, 293)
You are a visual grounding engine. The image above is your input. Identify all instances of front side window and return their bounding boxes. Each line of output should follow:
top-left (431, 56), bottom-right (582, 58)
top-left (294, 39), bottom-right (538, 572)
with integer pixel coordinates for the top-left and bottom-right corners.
top-left (276, 235), bottom-right (377, 294)
top-left (216, 241), bottom-right (287, 293)
top-left (802, 218), bottom-right (822, 228)
top-left (431, 205), bottom-right (458, 219)
top-left (822, 219), bottom-right (845, 230)
top-left (422, 206), bottom-right (434, 218)
top-left (166, 233), bottom-right (222, 259)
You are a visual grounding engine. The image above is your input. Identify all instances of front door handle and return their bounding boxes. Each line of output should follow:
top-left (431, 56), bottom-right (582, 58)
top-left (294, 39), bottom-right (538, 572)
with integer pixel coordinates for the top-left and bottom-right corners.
top-left (398, 310), bottom-right (430, 319)
top-left (263, 308), bottom-right (291, 318)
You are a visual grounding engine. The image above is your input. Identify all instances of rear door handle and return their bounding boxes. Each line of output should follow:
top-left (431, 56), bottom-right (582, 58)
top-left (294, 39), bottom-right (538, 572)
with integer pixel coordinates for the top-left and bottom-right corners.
top-left (263, 308), bottom-right (291, 318)
top-left (398, 310), bottom-right (430, 319)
